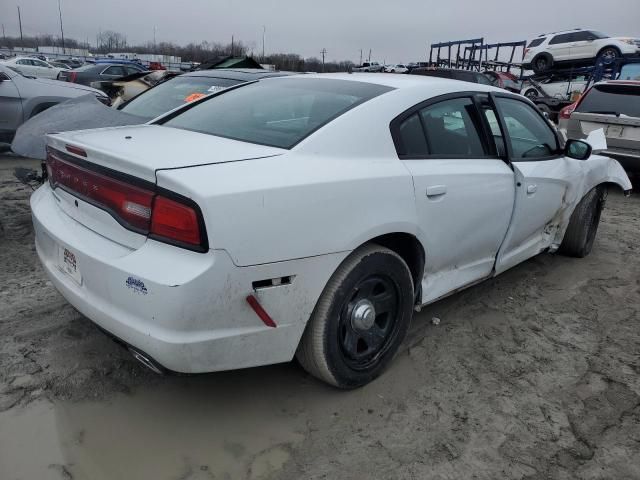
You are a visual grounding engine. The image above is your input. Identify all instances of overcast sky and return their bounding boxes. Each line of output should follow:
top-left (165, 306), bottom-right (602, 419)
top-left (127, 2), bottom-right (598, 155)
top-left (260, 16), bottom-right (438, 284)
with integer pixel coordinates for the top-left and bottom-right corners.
top-left (2, 0), bottom-right (639, 62)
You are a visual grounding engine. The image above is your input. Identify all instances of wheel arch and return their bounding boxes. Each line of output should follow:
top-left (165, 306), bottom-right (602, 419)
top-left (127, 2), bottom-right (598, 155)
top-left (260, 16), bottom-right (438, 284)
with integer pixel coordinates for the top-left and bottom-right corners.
top-left (596, 45), bottom-right (622, 58)
top-left (364, 232), bottom-right (425, 302)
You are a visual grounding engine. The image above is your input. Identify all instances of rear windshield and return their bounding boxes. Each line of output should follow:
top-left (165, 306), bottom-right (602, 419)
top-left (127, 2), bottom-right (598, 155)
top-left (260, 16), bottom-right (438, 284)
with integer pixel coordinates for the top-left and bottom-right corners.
top-left (577, 84), bottom-right (640, 118)
top-left (120, 76), bottom-right (242, 119)
top-left (160, 77), bottom-right (392, 149)
top-left (527, 38), bottom-right (546, 48)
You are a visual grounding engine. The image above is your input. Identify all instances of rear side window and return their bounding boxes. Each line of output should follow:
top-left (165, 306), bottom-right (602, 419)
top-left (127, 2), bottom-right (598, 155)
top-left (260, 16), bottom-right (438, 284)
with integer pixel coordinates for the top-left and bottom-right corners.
top-left (495, 97), bottom-right (559, 159)
top-left (576, 84), bottom-right (640, 117)
top-left (162, 78), bottom-right (392, 149)
top-left (396, 97), bottom-right (487, 157)
top-left (549, 33), bottom-right (573, 45)
top-left (103, 66), bottom-right (125, 76)
top-left (527, 38), bottom-right (546, 48)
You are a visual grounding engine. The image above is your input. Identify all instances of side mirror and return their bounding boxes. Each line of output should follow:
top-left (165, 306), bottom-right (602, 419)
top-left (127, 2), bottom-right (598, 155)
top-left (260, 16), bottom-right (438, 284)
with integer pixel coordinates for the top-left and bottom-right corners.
top-left (565, 139), bottom-right (592, 160)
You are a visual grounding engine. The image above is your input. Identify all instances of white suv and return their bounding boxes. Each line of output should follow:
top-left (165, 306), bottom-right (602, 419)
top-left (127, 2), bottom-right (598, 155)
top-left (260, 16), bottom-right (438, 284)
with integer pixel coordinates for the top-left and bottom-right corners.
top-left (523, 29), bottom-right (640, 74)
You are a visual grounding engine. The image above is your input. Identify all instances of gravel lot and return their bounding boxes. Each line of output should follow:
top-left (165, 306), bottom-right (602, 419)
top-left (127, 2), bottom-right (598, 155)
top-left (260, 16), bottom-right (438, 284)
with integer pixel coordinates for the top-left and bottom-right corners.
top-left (1, 153), bottom-right (639, 480)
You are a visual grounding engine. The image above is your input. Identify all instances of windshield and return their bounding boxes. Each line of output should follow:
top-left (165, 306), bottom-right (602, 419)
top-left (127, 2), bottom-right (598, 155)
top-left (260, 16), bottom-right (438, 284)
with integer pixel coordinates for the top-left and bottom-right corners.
top-left (120, 75), bottom-right (243, 119)
top-left (577, 84), bottom-right (640, 117)
top-left (161, 77), bottom-right (392, 149)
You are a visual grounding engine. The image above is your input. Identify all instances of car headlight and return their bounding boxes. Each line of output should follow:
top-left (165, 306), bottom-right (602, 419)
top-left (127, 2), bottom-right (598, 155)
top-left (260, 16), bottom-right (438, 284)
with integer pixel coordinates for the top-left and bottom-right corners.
top-left (621, 39), bottom-right (636, 45)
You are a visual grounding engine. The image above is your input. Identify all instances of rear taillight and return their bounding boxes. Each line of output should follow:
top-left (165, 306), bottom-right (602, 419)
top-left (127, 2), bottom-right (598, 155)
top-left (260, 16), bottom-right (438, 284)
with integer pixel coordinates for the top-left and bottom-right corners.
top-left (559, 103), bottom-right (577, 120)
top-left (68, 71), bottom-right (77, 82)
top-left (151, 196), bottom-right (201, 246)
top-left (523, 48), bottom-right (530, 59)
top-left (46, 147), bottom-right (207, 251)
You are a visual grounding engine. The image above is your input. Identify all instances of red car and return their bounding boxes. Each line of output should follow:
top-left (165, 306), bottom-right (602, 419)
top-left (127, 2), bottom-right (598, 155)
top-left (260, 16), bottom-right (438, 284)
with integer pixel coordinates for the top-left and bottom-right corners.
top-left (483, 71), bottom-right (522, 93)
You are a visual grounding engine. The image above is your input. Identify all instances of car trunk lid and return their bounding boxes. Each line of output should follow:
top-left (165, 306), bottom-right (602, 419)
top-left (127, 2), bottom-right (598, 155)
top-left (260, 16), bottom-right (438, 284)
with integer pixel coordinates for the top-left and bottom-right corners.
top-left (45, 125), bottom-right (285, 249)
top-left (46, 124), bottom-right (286, 183)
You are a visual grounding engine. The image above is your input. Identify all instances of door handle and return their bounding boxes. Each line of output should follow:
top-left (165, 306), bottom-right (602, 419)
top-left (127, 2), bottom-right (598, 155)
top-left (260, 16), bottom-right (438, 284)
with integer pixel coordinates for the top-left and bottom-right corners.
top-left (527, 184), bottom-right (537, 194)
top-left (426, 185), bottom-right (447, 198)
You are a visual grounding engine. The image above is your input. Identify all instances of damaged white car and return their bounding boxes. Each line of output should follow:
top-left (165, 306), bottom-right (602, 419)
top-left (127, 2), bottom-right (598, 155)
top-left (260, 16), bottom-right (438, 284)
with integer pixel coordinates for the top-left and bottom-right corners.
top-left (31, 74), bottom-right (632, 388)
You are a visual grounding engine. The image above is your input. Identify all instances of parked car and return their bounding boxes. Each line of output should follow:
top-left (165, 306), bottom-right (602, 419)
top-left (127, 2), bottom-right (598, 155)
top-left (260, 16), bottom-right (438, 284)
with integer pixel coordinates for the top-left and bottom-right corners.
top-left (32, 74), bottom-right (630, 388)
top-left (49, 60), bottom-right (72, 70)
top-left (58, 62), bottom-right (147, 86)
top-left (117, 68), bottom-right (296, 119)
top-left (0, 56), bottom-right (64, 79)
top-left (0, 64), bottom-right (108, 144)
top-left (56, 58), bottom-right (84, 69)
top-left (353, 62), bottom-right (384, 72)
top-left (523, 29), bottom-right (640, 74)
top-left (409, 67), bottom-right (493, 86)
top-left (521, 73), bottom-right (589, 100)
top-left (482, 71), bottom-right (521, 93)
top-left (385, 64), bottom-right (408, 73)
top-left (565, 80), bottom-right (640, 172)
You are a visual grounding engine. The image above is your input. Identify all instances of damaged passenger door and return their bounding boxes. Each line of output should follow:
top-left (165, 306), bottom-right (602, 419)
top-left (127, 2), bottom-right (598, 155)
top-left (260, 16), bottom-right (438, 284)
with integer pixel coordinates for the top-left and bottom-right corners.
top-left (488, 94), bottom-right (583, 274)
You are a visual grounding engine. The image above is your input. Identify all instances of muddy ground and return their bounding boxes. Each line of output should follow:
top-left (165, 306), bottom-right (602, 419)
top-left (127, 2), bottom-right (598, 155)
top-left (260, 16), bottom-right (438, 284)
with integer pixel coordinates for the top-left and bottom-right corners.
top-left (0, 153), bottom-right (639, 480)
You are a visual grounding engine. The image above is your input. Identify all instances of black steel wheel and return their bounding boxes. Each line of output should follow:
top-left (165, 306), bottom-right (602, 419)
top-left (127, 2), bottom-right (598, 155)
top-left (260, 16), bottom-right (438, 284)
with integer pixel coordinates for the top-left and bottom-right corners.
top-left (338, 274), bottom-right (400, 370)
top-left (296, 244), bottom-right (414, 388)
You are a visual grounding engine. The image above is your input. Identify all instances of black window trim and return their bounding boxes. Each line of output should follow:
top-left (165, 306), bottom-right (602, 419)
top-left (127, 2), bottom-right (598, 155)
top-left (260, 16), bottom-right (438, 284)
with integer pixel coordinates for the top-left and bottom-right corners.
top-left (390, 91), bottom-right (502, 160)
top-left (489, 92), bottom-right (562, 162)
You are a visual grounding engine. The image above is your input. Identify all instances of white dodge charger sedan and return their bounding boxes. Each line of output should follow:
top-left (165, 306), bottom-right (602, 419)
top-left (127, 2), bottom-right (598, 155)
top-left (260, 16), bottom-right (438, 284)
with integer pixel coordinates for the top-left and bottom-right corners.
top-left (31, 73), bottom-right (632, 388)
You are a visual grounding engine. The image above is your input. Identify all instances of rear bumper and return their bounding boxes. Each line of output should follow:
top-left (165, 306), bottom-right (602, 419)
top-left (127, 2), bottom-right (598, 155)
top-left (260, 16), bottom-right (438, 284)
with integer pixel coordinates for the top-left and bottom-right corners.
top-left (31, 184), bottom-right (346, 373)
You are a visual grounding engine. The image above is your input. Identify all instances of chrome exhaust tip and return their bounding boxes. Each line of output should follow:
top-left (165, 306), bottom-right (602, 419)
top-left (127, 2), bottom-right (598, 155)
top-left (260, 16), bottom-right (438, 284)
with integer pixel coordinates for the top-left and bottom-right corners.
top-left (128, 347), bottom-right (165, 375)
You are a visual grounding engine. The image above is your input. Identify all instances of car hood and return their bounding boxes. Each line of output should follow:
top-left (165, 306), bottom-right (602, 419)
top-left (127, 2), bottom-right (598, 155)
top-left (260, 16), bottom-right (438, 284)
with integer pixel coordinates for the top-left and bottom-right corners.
top-left (46, 124), bottom-right (286, 182)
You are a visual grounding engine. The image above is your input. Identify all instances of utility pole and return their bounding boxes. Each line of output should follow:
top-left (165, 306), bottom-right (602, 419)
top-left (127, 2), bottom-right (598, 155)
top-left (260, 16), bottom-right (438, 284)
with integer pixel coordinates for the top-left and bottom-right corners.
top-left (359, 49), bottom-right (362, 66)
top-left (368, 49), bottom-right (372, 62)
top-left (17, 6), bottom-right (23, 46)
top-left (262, 25), bottom-right (265, 60)
top-left (231, 35), bottom-right (234, 56)
top-left (2, 24), bottom-right (5, 44)
top-left (57, 0), bottom-right (66, 54)
top-left (320, 48), bottom-right (327, 72)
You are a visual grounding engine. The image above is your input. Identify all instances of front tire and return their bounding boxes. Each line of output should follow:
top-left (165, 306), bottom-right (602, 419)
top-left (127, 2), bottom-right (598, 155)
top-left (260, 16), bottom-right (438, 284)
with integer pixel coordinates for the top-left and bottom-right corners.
top-left (524, 88), bottom-right (539, 99)
top-left (296, 244), bottom-right (414, 389)
top-left (597, 47), bottom-right (621, 65)
top-left (559, 186), bottom-right (606, 258)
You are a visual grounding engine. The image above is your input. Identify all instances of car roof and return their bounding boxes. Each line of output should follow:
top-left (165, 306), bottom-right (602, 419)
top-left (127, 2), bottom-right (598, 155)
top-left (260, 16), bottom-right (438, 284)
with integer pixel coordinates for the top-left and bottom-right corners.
top-left (262, 72), bottom-right (501, 92)
top-left (182, 68), bottom-right (297, 81)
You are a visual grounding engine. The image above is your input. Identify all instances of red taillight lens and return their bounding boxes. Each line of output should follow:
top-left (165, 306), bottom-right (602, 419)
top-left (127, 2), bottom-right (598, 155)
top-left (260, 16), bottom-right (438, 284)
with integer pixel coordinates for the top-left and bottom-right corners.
top-left (47, 149), bottom-right (154, 231)
top-left (151, 196), bottom-right (201, 246)
top-left (46, 147), bottom-right (206, 251)
top-left (69, 71), bottom-right (77, 82)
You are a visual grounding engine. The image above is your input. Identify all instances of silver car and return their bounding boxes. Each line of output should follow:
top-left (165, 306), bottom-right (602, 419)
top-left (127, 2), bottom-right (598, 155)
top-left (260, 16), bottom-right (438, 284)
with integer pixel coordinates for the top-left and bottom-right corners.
top-left (566, 80), bottom-right (640, 173)
top-left (0, 64), bottom-right (108, 145)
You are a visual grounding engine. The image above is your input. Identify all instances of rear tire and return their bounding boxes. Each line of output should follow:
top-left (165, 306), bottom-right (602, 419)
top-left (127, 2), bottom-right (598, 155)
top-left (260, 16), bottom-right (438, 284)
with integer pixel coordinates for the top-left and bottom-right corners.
top-left (532, 54), bottom-right (553, 74)
top-left (296, 244), bottom-right (414, 389)
top-left (559, 186), bottom-right (606, 258)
